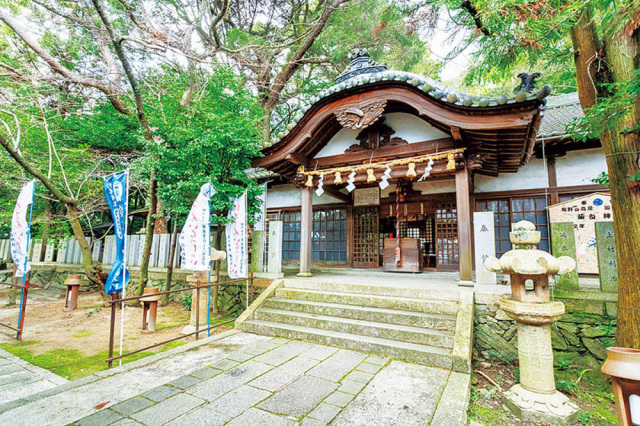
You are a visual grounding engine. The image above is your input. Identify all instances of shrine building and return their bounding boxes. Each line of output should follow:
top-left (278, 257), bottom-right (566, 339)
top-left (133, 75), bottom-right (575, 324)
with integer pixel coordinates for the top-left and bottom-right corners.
top-left (250, 50), bottom-right (608, 281)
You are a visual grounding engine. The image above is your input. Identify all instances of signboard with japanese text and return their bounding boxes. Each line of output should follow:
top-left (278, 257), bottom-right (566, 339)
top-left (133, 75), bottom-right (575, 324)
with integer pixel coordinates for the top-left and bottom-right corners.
top-left (548, 193), bottom-right (612, 274)
top-left (354, 187), bottom-right (380, 206)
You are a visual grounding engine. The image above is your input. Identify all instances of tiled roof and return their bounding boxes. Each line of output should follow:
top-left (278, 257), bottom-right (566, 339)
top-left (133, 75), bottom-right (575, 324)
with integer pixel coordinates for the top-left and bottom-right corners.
top-left (538, 92), bottom-right (584, 139)
top-left (245, 168), bottom-right (278, 180)
top-left (263, 50), bottom-right (551, 149)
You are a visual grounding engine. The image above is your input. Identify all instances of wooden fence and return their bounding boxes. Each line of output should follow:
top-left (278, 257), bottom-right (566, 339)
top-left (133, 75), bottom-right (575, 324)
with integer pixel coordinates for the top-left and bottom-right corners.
top-left (0, 234), bottom-right (183, 268)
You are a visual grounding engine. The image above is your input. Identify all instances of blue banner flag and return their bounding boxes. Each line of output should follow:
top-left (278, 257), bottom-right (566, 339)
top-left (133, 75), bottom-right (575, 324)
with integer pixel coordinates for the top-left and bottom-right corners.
top-left (104, 172), bottom-right (130, 295)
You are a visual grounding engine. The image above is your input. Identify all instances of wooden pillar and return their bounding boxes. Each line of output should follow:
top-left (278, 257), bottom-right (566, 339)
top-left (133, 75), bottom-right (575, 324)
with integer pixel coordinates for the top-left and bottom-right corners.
top-left (456, 165), bottom-right (473, 282)
top-left (298, 186), bottom-right (313, 277)
top-left (547, 155), bottom-right (560, 205)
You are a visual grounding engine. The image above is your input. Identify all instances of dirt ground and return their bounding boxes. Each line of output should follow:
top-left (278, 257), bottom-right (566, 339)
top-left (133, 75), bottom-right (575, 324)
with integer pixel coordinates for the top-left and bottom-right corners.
top-left (0, 287), bottom-right (223, 356)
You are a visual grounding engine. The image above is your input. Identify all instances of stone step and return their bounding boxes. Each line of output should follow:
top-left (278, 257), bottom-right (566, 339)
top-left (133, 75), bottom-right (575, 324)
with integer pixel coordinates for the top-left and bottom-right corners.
top-left (275, 288), bottom-right (459, 315)
top-left (254, 308), bottom-right (454, 348)
top-left (243, 320), bottom-right (453, 369)
top-left (263, 298), bottom-right (457, 332)
top-left (283, 279), bottom-right (460, 301)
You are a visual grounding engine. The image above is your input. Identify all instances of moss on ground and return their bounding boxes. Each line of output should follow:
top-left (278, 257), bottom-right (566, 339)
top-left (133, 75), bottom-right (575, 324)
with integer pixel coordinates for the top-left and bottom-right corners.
top-left (468, 356), bottom-right (617, 425)
top-left (0, 340), bottom-right (186, 381)
top-left (71, 330), bottom-right (94, 338)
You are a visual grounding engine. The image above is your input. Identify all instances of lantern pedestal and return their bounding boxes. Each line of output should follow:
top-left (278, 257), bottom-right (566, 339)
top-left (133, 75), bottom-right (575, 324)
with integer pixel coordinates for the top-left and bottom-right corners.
top-left (501, 298), bottom-right (580, 424)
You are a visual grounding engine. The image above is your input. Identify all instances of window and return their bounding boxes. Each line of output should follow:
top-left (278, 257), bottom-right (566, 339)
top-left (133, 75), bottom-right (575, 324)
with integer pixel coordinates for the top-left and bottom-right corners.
top-left (282, 212), bottom-right (301, 261)
top-left (282, 208), bottom-right (348, 263)
top-left (313, 209), bottom-right (347, 262)
top-left (477, 196), bottom-right (549, 257)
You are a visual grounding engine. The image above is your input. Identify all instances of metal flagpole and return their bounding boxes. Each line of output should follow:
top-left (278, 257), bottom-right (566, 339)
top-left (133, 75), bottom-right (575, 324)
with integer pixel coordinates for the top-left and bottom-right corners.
top-left (16, 181), bottom-right (34, 341)
top-left (207, 183), bottom-right (212, 337)
top-left (119, 169), bottom-right (130, 366)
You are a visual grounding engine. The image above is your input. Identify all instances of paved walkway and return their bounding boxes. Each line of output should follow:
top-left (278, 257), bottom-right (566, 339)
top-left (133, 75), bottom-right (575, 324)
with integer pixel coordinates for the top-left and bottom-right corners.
top-left (72, 335), bottom-right (469, 426)
top-left (0, 348), bottom-right (68, 405)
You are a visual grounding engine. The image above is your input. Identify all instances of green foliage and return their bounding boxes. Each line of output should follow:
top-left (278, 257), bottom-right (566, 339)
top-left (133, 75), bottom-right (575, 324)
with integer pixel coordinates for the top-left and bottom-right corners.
top-left (183, 292), bottom-right (192, 311)
top-left (147, 68), bottom-right (265, 222)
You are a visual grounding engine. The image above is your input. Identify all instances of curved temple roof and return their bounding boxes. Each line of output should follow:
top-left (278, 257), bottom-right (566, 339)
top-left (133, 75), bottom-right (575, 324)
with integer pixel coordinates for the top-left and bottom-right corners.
top-left (255, 50), bottom-right (551, 178)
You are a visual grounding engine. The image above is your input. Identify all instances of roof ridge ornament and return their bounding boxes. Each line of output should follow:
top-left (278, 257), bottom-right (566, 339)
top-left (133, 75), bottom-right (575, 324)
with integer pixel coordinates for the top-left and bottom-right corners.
top-left (335, 48), bottom-right (387, 83)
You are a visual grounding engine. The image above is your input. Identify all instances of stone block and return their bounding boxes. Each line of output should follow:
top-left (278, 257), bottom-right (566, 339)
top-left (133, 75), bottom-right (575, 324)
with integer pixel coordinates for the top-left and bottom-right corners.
top-left (324, 391), bottom-right (356, 408)
top-left (131, 394), bottom-right (205, 425)
top-left (556, 322), bottom-right (579, 334)
top-left (300, 345), bottom-right (340, 361)
top-left (226, 408), bottom-right (296, 426)
top-left (209, 359), bottom-right (240, 371)
top-left (190, 366), bottom-right (222, 380)
top-left (338, 380), bottom-right (366, 395)
top-left (210, 385), bottom-right (271, 418)
top-left (110, 397), bottom-right (155, 416)
top-left (495, 309), bottom-right (511, 321)
top-left (558, 328), bottom-right (581, 347)
top-left (431, 372), bottom-right (471, 426)
top-left (551, 328), bottom-right (568, 351)
top-left (257, 375), bottom-right (337, 417)
top-left (165, 405), bottom-right (231, 426)
top-left (475, 323), bottom-right (518, 360)
top-left (605, 302), bottom-right (617, 318)
top-left (249, 356), bottom-right (319, 392)
top-left (562, 299), bottom-right (605, 316)
top-left (364, 355), bottom-right (389, 366)
top-left (307, 349), bottom-right (367, 382)
top-left (503, 325), bottom-right (517, 342)
top-left (550, 222), bottom-right (580, 291)
top-left (343, 370), bottom-right (374, 384)
top-left (582, 325), bottom-right (607, 338)
top-left (595, 221), bottom-right (618, 293)
top-left (187, 360), bottom-right (273, 402)
top-left (560, 313), bottom-right (601, 325)
top-left (253, 340), bottom-right (316, 366)
top-left (169, 375), bottom-right (202, 390)
top-left (307, 403), bottom-right (342, 423)
top-left (77, 409), bottom-right (122, 426)
top-left (355, 362), bottom-right (382, 374)
top-left (142, 384), bottom-right (181, 402)
top-left (582, 337), bottom-right (608, 360)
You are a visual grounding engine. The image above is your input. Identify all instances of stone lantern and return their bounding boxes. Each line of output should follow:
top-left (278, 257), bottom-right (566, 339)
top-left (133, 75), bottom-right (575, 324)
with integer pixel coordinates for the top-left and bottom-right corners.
top-left (484, 220), bottom-right (580, 424)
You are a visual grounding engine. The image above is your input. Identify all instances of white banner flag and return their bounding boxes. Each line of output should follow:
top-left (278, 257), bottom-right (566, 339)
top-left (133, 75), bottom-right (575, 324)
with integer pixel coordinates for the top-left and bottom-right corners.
top-left (179, 183), bottom-right (214, 271)
top-left (11, 180), bottom-right (35, 277)
top-left (254, 183), bottom-right (267, 231)
top-left (226, 192), bottom-right (248, 279)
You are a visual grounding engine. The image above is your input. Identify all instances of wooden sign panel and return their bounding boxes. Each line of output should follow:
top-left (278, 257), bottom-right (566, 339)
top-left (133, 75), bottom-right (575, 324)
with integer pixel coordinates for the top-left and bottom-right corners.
top-left (354, 188), bottom-right (380, 206)
top-left (548, 193), bottom-right (612, 274)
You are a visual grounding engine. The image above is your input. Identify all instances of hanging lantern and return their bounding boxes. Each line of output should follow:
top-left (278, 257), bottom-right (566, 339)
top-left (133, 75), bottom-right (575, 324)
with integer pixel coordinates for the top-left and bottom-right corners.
top-left (407, 163), bottom-right (417, 177)
top-left (334, 171), bottom-right (343, 184)
top-left (447, 153), bottom-right (456, 170)
top-left (367, 169), bottom-right (376, 183)
top-left (305, 174), bottom-right (314, 187)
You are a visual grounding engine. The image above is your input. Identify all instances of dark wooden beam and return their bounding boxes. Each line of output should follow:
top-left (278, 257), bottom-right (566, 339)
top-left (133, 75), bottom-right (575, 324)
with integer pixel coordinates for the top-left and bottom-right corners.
top-left (322, 186), bottom-right (349, 202)
top-left (450, 126), bottom-right (462, 142)
top-left (285, 153), bottom-right (309, 167)
top-left (312, 138), bottom-right (455, 168)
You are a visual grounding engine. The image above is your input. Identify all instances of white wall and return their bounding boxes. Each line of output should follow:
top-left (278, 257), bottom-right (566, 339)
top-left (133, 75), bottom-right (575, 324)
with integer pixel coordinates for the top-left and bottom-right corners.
top-left (475, 157), bottom-right (549, 193)
top-left (314, 112), bottom-right (449, 158)
top-left (555, 148), bottom-right (607, 187)
top-left (380, 179), bottom-right (456, 197)
top-left (266, 184), bottom-right (343, 209)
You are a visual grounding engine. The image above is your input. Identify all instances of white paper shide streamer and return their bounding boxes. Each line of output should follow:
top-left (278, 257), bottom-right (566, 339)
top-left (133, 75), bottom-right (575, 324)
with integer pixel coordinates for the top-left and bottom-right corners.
top-left (418, 157), bottom-right (434, 182)
top-left (346, 171), bottom-right (356, 192)
top-left (315, 173), bottom-right (324, 196)
top-left (379, 165), bottom-right (392, 189)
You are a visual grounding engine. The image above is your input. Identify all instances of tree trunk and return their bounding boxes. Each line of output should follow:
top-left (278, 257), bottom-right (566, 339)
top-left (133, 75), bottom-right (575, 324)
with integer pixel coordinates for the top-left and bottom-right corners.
top-left (66, 205), bottom-right (108, 301)
top-left (163, 218), bottom-right (179, 305)
top-left (40, 198), bottom-right (52, 260)
top-left (137, 169), bottom-right (158, 296)
top-left (154, 201), bottom-right (169, 234)
top-left (602, 30), bottom-right (640, 349)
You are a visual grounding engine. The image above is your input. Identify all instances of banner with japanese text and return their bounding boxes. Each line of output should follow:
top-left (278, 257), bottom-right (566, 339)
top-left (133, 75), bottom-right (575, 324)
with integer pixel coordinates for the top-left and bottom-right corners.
top-left (104, 172), bottom-right (130, 295)
top-left (226, 192), bottom-right (248, 278)
top-left (10, 180), bottom-right (35, 278)
top-left (179, 183), bottom-right (214, 271)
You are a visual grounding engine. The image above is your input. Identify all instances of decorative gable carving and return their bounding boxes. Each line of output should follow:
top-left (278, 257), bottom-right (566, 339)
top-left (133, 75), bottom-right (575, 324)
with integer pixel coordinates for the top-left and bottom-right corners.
top-left (334, 99), bottom-right (386, 130)
top-left (344, 118), bottom-right (408, 153)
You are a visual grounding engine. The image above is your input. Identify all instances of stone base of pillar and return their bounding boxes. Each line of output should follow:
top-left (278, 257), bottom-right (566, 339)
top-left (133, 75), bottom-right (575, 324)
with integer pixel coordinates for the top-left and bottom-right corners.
top-left (254, 272), bottom-right (284, 279)
top-left (296, 272), bottom-right (313, 277)
top-left (503, 384), bottom-right (580, 424)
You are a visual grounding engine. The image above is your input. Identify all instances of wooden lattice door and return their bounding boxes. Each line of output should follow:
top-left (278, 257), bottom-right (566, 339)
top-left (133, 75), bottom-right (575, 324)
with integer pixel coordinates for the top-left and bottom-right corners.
top-left (353, 207), bottom-right (379, 268)
top-left (436, 201), bottom-right (459, 269)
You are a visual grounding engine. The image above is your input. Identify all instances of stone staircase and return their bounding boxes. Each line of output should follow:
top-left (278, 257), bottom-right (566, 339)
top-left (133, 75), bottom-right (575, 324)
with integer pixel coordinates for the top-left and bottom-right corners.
top-left (238, 279), bottom-right (473, 372)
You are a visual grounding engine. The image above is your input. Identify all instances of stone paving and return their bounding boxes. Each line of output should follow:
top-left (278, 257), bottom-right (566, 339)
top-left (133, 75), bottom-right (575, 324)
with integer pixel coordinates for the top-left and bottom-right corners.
top-left (74, 336), bottom-right (467, 426)
top-left (0, 347), bottom-right (68, 405)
